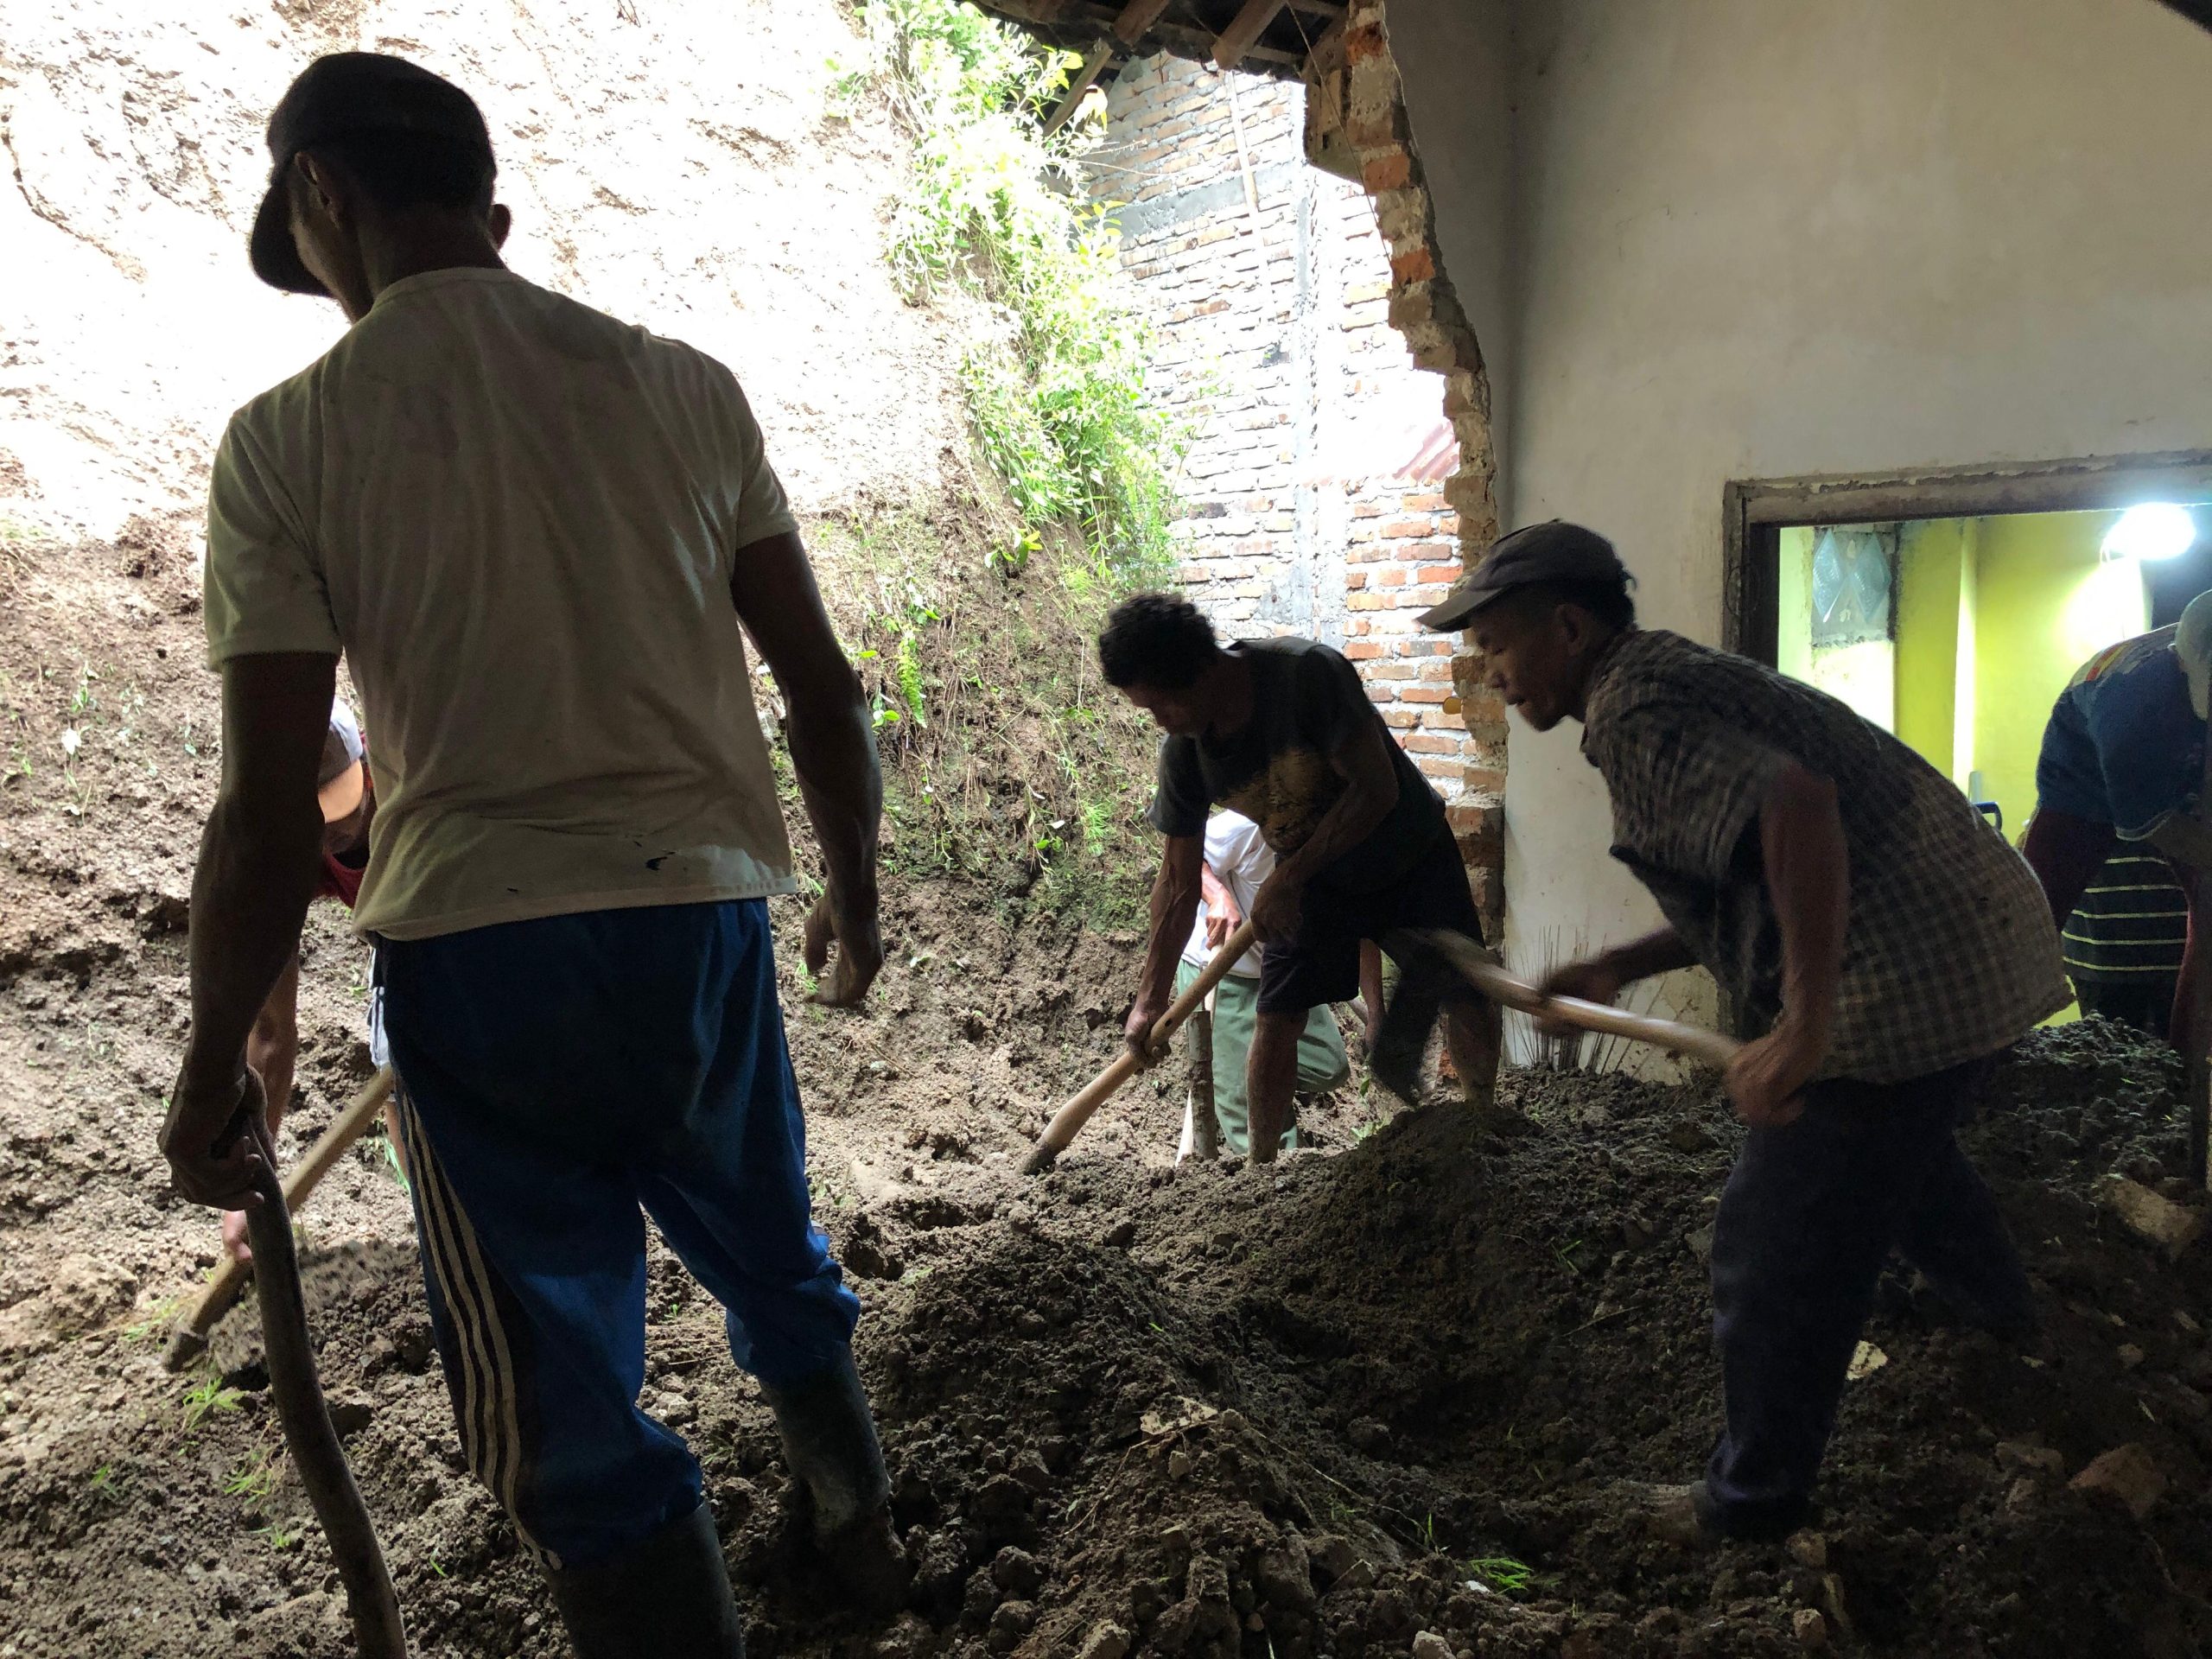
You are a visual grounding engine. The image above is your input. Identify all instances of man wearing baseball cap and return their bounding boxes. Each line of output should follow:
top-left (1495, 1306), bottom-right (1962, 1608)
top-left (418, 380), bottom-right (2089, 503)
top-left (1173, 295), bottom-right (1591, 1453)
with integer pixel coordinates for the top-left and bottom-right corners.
top-left (1424, 522), bottom-right (2068, 1543)
top-left (159, 53), bottom-right (899, 1651)
top-left (2023, 589), bottom-right (2212, 1058)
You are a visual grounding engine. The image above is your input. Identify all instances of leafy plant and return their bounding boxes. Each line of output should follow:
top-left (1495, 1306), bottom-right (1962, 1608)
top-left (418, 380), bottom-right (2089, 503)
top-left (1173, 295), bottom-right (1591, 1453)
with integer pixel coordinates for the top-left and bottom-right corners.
top-left (842, 0), bottom-right (1182, 590)
top-left (181, 1374), bottom-right (245, 1435)
top-left (1464, 1554), bottom-right (1544, 1596)
top-left (225, 1449), bottom-right (275, 1503)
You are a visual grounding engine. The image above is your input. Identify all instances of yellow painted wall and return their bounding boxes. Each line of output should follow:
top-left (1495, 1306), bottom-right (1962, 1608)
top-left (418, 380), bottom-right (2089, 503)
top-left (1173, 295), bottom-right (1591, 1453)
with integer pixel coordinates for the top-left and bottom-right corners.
top-left (1895, 519), bottom-right (1967, 781)
top-left (1777, 525), bottom-right (1813, 681)
top-left (1969, 510), bottom-right (2146, 838)
top-left (1953, 520), bottom-right (1979, 789)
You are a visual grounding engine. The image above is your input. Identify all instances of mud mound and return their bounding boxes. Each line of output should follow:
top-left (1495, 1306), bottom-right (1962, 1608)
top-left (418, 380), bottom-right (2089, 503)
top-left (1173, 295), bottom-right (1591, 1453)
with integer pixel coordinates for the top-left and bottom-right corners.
top-left (3, 1026), bottom-right (2209, 1657)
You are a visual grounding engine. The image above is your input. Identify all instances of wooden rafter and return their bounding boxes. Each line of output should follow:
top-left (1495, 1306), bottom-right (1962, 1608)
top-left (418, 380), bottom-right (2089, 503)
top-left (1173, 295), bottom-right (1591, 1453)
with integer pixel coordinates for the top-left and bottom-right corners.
top-left (1211, 0), bottom-right (1288, 69)
top-left (1045, 35), bottom-right (1119, 133)
top-left (1112, 0), bottom-right (1175, 44)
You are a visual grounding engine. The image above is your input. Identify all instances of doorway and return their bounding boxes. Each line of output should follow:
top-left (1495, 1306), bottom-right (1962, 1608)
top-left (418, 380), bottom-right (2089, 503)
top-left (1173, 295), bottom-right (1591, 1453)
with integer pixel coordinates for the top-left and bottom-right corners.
top-left (1725, 454), bottom-right (2212, 1029)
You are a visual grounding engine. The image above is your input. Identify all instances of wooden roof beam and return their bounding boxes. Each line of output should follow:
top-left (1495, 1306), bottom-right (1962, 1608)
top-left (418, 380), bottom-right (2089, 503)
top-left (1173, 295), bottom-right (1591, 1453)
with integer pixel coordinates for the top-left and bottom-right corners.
top-left (1112, 0), bottom-right (1175, 43)
top-left (1045, 35), bottom-right (1119, 133)
top-left (1212, 0), bottom-right (1288, 70)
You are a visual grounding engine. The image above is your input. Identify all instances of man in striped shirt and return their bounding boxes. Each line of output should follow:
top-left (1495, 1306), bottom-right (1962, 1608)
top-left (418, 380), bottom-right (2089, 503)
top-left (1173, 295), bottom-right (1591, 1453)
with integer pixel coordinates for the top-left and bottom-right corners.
top-left (2058, 851), bottom-right (2188, 1037)
top-left (2024, 591), bottom-right (2212, 1055)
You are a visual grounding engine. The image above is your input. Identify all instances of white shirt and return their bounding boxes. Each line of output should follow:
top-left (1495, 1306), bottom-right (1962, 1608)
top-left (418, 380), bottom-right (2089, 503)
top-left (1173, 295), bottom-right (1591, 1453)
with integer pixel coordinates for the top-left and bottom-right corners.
top-left (1180, 810), bottom-right (1272, 978)
top-left (203, 269), bottom-right (801, 940)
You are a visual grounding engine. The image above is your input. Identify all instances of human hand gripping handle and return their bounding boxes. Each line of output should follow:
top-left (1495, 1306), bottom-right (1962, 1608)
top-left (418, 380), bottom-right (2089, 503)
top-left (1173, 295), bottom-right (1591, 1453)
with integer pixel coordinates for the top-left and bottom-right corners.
top-left (160, 1060), bottom-right (271, 1211)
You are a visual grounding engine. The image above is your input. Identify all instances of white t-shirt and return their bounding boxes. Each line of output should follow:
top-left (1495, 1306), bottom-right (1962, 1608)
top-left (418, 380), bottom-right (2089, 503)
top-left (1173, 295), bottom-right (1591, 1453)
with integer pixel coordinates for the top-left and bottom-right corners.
top-left (1180, 809), bottom-right (1272, 978)
top-left (203, 268), bottom-right (802, 940)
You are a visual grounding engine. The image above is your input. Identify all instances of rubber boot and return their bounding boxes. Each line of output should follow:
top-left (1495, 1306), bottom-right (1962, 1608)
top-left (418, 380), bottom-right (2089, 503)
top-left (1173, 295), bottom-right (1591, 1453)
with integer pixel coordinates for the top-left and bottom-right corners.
top-left (761, 1351), bottom-right (912, 1616)
top-left (547, 1500), bottom-right (745, 1659)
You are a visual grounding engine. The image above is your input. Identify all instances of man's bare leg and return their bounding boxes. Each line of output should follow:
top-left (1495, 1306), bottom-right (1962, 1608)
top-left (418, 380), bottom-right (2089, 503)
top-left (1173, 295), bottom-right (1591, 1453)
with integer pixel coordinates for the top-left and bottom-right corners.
top-left (1245, 1008), bottom-right (1304, 1164)
top-left (1442, 991), bottom-right (1501, 1109)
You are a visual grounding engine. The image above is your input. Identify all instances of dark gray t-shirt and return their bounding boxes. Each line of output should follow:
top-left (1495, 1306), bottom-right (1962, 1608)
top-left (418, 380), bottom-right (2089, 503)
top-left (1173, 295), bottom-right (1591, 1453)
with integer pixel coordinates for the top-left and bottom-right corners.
top-left (1144, 638), bottom-right (1446, 893)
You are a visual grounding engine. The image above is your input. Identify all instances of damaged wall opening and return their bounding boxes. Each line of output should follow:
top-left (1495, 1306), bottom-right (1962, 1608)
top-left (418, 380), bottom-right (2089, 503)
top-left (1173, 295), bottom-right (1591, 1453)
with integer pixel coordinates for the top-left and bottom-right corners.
top-left (1074, 10), bottom-right (1505, 933)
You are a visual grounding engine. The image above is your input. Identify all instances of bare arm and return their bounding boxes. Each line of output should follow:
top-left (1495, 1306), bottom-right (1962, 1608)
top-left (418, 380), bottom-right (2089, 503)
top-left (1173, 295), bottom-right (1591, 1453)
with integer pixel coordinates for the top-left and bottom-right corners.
top-left (162, 652), bottom-right (334, 1206)
top-left (1726, 761), bottom-right (1848, 1126)
top-left (246, 955), bottom-right (304, 1134)
top-left (1542, 926), bottom-right (1700, 1011)
top-left (730, 530), bottom-right (883, 1006)
top-left (1127, 835), bottom-right (1204, 1068)
top-left (1249, 719), bottom-right (1400, 942)
top-left (1199, 858), bottom-right (1240, 948)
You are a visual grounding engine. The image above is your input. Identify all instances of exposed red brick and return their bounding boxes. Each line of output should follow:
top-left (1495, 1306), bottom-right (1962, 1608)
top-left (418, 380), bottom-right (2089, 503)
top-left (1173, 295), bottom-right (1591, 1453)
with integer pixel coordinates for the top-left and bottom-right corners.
top-left (1390, 247), bottom-right (1437, 286)
top-left (1414, 564), bottom-right (1461, 584)
top-left (1398, 684), bottom-right (1450, 704)
top-left (1344, 641), bottom-right (1382, 661)
top-left (1402, 733), bottom-right (1457, 754)
top-left (1361, 153), bottom-right (1412, 194)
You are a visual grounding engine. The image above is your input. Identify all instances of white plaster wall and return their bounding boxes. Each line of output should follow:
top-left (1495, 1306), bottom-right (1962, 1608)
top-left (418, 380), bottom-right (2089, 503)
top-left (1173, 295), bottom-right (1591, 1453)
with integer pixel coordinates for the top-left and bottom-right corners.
top-left (1391, 0), bottom-right (2212, 1034)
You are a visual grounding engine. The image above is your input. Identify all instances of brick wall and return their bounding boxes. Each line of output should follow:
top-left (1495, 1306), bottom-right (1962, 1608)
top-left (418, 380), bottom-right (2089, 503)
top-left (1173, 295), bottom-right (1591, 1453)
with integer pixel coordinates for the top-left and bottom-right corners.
top-left (1091, 46), bottom-right (1503, 927)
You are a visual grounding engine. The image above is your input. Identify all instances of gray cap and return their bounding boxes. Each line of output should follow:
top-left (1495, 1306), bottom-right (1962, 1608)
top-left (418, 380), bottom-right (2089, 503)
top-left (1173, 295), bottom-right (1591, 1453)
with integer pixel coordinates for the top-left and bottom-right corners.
top-left (1417, 520), bottom-right (1627, 632)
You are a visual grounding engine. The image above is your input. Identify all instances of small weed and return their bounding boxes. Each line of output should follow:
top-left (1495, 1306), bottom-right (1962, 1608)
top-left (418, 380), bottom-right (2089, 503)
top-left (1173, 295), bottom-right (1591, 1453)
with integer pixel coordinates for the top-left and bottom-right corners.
top-left (224, 1449), bottom-right (275, 1503)
top-left (1463, 1554), bottom-right (1543, 1596)
top-left (89, 1464), bottom-right (124, 1499)
top-left (181, 1373), bottom-right (245, 1435)
top-left (378, 1135), bottom-right (411, 1196)
top-left (425, 1555), bottom-right (448, 1578)
top-left (123, 1294), bottom-right (184, 1344)
top-left (252, 1523), bottom-right (298, 1553)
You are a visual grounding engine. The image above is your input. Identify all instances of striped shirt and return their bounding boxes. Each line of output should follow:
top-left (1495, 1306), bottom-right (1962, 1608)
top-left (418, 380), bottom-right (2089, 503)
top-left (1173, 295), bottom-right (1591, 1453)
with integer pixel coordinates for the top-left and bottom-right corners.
top-left (1580, 630), bottom-right (2070, 1084)
top-left (2062, 850), bottom-right (2189, 982)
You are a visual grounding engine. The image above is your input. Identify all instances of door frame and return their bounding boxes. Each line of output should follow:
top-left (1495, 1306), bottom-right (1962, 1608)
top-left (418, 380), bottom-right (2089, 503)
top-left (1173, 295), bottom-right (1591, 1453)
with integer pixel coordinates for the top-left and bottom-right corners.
top-left (1721, 448), bottom-right (2212, 665)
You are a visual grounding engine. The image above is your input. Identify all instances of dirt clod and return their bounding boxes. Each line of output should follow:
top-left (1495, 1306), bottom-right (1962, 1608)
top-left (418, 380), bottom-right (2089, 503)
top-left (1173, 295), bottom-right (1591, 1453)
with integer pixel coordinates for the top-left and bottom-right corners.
top-left (2068, 1441), bottom-right (2169, 1519)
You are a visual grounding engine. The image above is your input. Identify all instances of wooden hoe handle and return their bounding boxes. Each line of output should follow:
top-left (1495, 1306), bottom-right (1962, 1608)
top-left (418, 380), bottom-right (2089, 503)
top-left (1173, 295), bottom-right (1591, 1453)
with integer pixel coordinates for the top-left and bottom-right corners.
top-left (1022, 920), bottom-right (1259, 1174)
top-left (163, 1068), bottom-right (397, 1373)
top-left (1413, 928), bottom-right (1745, 1071)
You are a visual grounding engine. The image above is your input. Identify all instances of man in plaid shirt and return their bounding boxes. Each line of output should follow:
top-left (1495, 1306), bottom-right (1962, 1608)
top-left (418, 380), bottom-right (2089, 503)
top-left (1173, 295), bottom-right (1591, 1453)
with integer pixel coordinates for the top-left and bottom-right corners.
top-left (1423, 522), bottom-right (2069, 1543)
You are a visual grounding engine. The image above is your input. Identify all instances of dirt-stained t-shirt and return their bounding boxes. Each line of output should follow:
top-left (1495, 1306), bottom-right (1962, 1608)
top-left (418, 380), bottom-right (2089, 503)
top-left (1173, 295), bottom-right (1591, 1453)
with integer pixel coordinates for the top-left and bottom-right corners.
top-left (1145, 638), bottom-right (1446, 893)
top-left (203, 268), bottom-right (801, 941)
top-left (1580, 628), bottom-right (2069, 1084)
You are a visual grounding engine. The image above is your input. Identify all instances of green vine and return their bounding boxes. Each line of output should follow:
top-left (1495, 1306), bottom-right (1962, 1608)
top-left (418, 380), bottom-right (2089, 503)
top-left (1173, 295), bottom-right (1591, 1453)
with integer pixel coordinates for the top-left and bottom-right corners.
top-left (840, 0), bottom-right (1182, 589)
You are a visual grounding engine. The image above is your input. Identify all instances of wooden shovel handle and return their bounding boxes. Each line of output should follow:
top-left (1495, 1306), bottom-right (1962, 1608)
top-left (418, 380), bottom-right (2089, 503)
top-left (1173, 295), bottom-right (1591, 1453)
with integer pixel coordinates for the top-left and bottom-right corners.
top-left (1022, 921), bottom-right (1259, 1173)
top-left (162, 1067), bottom-right (397, 1372)
top-left (1413, 928), bottom-right (1744, 1071)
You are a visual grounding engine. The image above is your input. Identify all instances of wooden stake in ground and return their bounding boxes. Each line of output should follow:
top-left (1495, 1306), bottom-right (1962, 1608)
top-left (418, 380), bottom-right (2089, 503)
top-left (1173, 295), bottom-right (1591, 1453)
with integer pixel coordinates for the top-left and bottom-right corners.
top-left (163, 1067), bottom-right (397, 1372)
top-left (1188, 991), bottom-right (1219, 1162)
top-left (241, 1109), bottom-right (409, 1658)
top-left (1023, 921), bottom-right (1256, 1174)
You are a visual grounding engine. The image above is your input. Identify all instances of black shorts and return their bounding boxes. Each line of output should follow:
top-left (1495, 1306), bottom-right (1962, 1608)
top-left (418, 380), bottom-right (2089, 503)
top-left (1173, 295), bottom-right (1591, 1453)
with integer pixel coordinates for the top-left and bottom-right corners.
top-left (1255, 831), bottom-right (1485, 1015)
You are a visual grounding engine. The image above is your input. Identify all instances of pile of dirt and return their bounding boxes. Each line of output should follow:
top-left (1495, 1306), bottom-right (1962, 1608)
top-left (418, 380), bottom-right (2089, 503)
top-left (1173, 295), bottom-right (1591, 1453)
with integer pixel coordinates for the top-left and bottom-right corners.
top-left (3, 1016), bottom-right (2206, 1658)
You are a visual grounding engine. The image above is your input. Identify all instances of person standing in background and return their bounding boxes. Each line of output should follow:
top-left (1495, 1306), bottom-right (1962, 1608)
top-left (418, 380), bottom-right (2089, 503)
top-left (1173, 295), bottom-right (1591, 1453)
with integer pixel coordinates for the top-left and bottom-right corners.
top-left (1173, 807), bottom-right (1362, 1160)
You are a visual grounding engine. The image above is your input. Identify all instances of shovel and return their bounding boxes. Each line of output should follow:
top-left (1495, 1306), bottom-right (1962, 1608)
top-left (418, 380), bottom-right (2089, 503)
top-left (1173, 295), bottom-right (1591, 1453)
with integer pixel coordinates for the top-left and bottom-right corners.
top-left (1373, 927), bottom-right (1741, 1090)
top-left (1021, 919), bottom-right (1257, 1173)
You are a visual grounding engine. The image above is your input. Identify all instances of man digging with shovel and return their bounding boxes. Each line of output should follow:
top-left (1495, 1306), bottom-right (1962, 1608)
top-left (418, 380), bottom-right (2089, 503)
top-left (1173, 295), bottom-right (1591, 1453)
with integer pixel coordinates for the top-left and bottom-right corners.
top-left (161, 53), bottom-right (903, 1655)
top-left (1099, 593), bottom-right (1500, 1165)
top-left (1426, 521), bottom-right (2069, 1544)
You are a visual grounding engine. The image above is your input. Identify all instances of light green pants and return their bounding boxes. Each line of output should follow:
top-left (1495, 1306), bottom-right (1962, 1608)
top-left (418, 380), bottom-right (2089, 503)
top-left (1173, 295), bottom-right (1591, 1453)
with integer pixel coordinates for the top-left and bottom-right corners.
top-left (1176, 961), bottom-right (1350, 1159)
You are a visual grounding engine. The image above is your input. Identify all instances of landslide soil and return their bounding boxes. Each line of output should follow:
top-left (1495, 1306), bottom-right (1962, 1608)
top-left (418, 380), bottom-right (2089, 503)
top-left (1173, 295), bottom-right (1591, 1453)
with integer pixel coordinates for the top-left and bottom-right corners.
top-left (4, 465), bottom-right (2212, 1659)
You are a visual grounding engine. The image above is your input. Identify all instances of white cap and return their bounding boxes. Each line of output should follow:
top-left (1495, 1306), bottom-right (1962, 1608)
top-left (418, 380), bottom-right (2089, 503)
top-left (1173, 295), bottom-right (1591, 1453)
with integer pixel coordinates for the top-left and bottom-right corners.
top-left (2177, 590), bottom-right (2212, 721)
top-left (319, 697), bottom-right (365, 823)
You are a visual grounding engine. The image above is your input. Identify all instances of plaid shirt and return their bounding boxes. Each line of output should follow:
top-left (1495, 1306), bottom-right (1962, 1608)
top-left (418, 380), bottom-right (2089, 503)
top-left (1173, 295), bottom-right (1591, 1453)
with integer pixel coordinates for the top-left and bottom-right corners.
top-left (1580, 630), bottom-right (2069, 1083)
